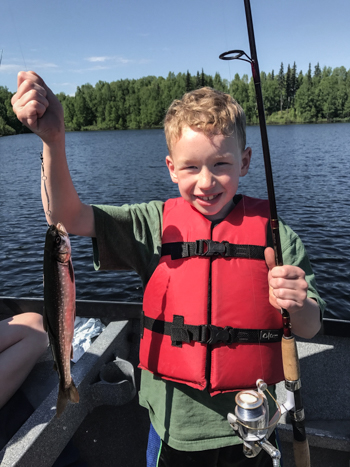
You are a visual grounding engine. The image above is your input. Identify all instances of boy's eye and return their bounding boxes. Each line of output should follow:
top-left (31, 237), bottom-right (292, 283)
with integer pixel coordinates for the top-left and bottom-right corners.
top-left (215, 162), bottom-right (228, 166)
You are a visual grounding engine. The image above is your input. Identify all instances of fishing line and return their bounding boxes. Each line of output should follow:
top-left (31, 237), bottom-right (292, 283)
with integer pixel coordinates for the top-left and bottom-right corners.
top-left (41, 152), bottom-right (52, 225)
top-left (233, 117), bottom-right (267, 381)
top-left (219, 0), bottom-right (233, 82)
top-left (241, 194), bottom-right (266, 383)
top-left (6, 0), bottom-right (28, 71)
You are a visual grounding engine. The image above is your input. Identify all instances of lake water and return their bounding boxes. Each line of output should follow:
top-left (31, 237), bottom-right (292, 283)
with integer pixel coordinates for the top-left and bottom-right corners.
top-left (1, 124), bottom-right (349, 320)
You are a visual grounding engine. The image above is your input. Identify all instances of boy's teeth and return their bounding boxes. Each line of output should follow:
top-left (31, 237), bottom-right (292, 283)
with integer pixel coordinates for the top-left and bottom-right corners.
top-left (199, 195), bottom-right (217, 201)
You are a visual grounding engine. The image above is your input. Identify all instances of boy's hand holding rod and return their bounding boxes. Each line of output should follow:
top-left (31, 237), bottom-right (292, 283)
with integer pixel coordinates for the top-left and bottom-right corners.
top-left (243, 0), bottom-right (310, 460)
top-left (220, 1), bottom-right (319, 464)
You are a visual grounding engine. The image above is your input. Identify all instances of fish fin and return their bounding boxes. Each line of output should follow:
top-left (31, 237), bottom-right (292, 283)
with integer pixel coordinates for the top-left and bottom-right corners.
top-left (42, 309), bottom-right (55, 339)
top-left (56, 380), bottom-right (79, 418)
top-left (69, 259), bottom-right (75, 283)
top-left (56, 387), bottom-right (69, 418)
top-left (69, 379), bottom-right (80, 403)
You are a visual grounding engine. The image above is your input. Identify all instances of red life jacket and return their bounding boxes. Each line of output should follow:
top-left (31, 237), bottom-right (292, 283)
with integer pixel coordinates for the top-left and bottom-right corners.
top-left (139, 195), bottom-right (284, 395)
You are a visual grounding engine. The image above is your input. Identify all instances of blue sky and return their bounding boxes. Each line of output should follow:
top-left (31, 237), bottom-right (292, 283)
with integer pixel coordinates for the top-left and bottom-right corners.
top-left (1, 0), bottom-right (349, 96)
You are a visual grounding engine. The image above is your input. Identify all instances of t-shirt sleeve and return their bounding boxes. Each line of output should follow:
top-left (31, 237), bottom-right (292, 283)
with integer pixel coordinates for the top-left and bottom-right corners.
top-left (91, 200), bottom-right (164, 287)
top-left (277, 217), bottom-right (326, 317)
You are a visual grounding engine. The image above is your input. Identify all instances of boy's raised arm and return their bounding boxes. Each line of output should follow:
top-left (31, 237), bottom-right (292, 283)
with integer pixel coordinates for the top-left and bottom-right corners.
top-left (11, 71), bottom-right (95, 237)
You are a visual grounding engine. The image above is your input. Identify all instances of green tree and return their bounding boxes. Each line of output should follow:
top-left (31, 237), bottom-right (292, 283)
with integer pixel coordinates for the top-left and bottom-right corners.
top-left (277, 63), bottom-right (285, 111)
top-left (285, 64), bottom-right (292, 109)
top-left (343, 68), bottom-right (350, 118)
top-left (295, 65), bottom-right (317, 122)
top-left (185, 71), bottom-right (193, 92)
top-left (229, 74), bottom-right (249, 111)
top-left (73, 87), bottom-right (94, 129)
top-left (261, 72), bottom-right (280, 115)
top-left (291, 62), bottom-right (297, 104)
top-left (244, 76), bottom-right (258, 123)
top-left (195, 71), bottom-right (201, 89)
top-left (201, 68), bottom-right (205, 87)
top-left (62, 96), bottom-right (76, 129)
top-left (297, 70), bottom-right (303, 89)
top-left (307, 63), bottom-right (312, 84)
top-left (213, 72), bottom-right (228, 92)
top-left (313, 63), bottom-right (322, 85)
top-left (94, 81), bottom-right (112, 127)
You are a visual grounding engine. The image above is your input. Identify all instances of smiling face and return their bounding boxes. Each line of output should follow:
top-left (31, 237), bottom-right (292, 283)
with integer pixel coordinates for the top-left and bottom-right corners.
top-left (166, 126), bottom-right (251, 220)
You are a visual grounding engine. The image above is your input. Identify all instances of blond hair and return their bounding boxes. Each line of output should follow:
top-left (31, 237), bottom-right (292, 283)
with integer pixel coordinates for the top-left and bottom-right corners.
top-left (164, 87), bottom-right (246, 153)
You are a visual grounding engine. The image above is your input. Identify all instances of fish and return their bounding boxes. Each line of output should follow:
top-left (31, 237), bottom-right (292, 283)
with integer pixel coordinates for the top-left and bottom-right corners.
top-left (43, 222), bottom-right (79, 417)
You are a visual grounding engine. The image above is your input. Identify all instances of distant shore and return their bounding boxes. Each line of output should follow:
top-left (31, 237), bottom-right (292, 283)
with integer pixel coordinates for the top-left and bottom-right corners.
top-left (3, 117), bottom-right (350, 138)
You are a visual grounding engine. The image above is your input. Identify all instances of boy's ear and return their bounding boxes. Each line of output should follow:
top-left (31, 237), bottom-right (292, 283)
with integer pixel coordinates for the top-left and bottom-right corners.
top-left (166, 155), bottom-right (178, 184)
top-left (240, 147), bottom-right (252, 177)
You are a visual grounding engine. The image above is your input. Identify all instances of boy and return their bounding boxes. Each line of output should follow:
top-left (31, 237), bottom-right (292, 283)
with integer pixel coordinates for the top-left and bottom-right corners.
top-left (12, 72), bottom-right (324, 466)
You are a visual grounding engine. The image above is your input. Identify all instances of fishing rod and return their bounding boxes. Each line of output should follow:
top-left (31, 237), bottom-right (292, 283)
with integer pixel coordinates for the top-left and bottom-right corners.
top-left (219, 1), bottom-right (310, 466)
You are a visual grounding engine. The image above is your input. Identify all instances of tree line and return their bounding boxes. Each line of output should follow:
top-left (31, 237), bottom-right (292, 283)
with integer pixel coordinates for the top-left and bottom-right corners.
top-left (1, 63), bottom-right (350, 136)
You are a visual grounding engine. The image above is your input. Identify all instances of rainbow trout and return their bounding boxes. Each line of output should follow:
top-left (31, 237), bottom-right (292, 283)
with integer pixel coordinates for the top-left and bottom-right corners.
top-left (43, 223), bottom-right (79, 417)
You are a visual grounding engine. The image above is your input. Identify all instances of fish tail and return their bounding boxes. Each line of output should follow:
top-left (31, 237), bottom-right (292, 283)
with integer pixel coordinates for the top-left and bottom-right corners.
top-left (56, 379), bottom-right (79, 417)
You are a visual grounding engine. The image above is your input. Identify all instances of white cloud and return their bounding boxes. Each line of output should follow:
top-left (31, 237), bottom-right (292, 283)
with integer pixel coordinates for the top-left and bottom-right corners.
top-left (52, 82), bottom-right (78, 96)
top-left (26, 60), bottom-right (58, 69)
top-left (0, 59), bottom-right (59, 70)
top-left (0, 63), bottom-right (21, 73)
top-left (85, 55), bottom-right (132, 65)
top-left (71, 65), bottom-right (110, 73)
top-left (53, 82), bottom-right (76, 87)
top-left (87, 56), bottom-right (110, 63)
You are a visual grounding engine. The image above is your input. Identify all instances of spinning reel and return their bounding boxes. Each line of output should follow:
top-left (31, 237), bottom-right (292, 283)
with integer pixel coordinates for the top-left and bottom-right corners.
top-left (227, 379), bottom-right (295, 466)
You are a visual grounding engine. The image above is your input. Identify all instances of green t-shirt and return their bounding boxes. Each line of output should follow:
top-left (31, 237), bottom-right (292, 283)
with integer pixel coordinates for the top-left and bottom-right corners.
top-left (91, 199), bottom-right (326, 452)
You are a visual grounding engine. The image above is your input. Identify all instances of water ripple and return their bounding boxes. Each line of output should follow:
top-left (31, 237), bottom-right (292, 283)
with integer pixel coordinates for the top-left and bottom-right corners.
top-left (1, 126), bottom-right (349, 320)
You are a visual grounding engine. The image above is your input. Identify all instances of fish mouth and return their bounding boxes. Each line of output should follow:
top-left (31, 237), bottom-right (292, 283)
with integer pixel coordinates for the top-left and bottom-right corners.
top-left (56, 223), bottom-right (68, 236)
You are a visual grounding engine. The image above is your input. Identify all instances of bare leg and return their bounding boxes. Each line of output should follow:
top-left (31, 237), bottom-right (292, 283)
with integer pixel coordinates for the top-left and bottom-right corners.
top-left (0, 313), bottom-right (49, 409)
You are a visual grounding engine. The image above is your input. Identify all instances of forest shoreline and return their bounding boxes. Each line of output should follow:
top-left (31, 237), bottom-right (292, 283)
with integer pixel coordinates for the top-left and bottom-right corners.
top-left (2, 63), bottom-right (350, 136)
top-left (3, 116), bottom-right (350, 139)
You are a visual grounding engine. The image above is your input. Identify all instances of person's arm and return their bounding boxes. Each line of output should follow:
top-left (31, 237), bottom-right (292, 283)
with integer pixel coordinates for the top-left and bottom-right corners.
top-left (265, 247), bottom-right (321, 339)
top-left (11, 71), bottom-right (95, 237)
top-left (0, 313), bottom-right (48, 409)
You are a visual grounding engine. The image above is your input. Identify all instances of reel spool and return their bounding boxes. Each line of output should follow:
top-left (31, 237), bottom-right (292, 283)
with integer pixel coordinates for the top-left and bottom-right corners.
top-left (233, 387), bottom-right (269, 442)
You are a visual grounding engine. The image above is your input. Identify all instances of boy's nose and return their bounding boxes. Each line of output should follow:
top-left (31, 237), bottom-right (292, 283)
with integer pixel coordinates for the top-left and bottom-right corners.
top-left (197, 168), bottom-right (215, 189)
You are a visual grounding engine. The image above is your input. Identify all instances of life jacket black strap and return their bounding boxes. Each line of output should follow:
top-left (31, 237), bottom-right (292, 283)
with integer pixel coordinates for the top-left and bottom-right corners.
top-left (161, 240), bottom-right (266, 260)
top-left (141, 313), bottom-right (283, 348)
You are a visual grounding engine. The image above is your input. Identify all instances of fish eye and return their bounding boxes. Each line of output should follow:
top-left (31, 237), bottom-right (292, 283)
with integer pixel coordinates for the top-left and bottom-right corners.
top-left (55, 236), bottom-right (61, 245)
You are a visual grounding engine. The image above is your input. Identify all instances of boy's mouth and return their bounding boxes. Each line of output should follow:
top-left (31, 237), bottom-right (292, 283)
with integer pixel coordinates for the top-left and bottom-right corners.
top-left (195, 194), bottom-right (220, 201)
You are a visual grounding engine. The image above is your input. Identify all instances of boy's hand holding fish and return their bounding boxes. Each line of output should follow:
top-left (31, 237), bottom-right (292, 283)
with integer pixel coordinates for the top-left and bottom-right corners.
top-left (11, 71), bottom-right (65, 145)
top-left (12, 72), bottom-right (95, 238)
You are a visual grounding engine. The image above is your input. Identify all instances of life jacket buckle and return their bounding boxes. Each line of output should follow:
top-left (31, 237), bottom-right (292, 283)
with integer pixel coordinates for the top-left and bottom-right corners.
top-left (207, 325), bottom-right (233, 344)
top-left (196, 240), bottom-right (227, 256)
